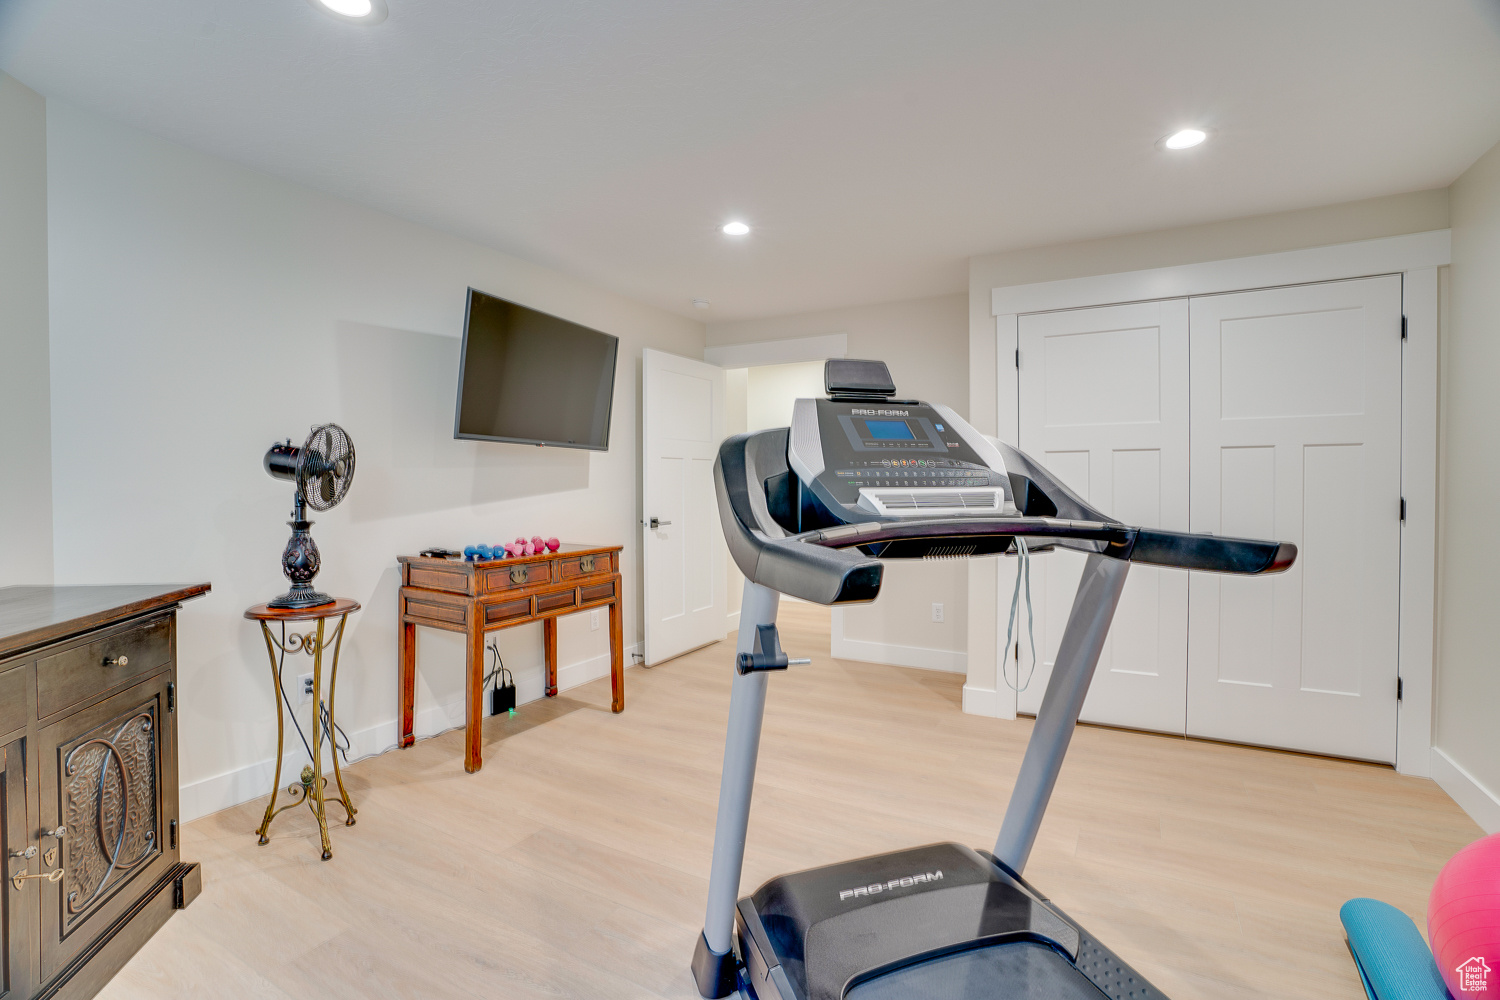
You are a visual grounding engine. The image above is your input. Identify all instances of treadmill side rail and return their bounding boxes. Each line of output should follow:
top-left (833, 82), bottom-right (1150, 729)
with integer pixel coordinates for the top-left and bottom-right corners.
top-left (699, 583), bottom-right (781, 999)
top-left (995, 553), bottom-right (1130, 875)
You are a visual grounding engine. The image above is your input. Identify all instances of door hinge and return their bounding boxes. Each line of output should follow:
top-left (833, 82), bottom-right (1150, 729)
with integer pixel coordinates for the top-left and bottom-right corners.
top-left (1014, 349), bottom-right (1021, 369)
top-left (167, 682), bottom-right (175, 713)
top-left (1401, 315), bottom-right (1408, 340)
top-left (169, 819), bottom-right (177, 849)
top-left (1397, 677), bottom-right (1403, 701)
top-left (1400, 497), bottom-right (1406, 522)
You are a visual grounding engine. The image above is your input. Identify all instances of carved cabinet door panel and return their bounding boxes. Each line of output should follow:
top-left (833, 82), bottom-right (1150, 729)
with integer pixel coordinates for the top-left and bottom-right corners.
top-left (1, 736), bottom-right (38, 1000)
top-left (37, 673), bottom-right (175, 981)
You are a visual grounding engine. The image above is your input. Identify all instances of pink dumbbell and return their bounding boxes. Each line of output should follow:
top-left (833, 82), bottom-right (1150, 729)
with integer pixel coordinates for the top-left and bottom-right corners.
top-left (546, 538), bottom-right (560, 552)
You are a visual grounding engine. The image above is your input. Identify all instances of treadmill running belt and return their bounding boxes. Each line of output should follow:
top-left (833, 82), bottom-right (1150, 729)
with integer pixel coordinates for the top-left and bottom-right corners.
top-left (845, 942), bottom-right (1109, 1000)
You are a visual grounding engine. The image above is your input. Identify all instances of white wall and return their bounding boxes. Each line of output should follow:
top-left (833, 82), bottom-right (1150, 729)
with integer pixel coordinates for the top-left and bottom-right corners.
top-left (1432, 138), bottom-right (1500, 831)
top-left (745, 361), bottom-right (824, 432)
top-left (43, 100), bottom-right (704, 819)
top-left (708, 294), bottom-right (971, 672)
top-left (0, 73), bottom-right (53, 586)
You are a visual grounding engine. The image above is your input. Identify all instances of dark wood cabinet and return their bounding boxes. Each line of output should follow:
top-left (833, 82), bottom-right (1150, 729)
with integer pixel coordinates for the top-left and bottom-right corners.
top-left (2, 734), bottom-right (38, 1000)
top-left (0, 585), bottom-right (207, 1000)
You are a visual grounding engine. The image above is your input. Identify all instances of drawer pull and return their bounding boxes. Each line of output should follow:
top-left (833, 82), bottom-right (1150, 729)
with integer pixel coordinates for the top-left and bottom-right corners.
top-left (509, 566), bottom-right (529, 584)
top-left (9, 846), bottom-right (35, 860)
top-left (579, 555), bottom-right (595, 573)
top-left (11, 867), bottom-right (63, 891)
top-left (43, 826), bottom-right (66, 840)
top-left (103, 655), bottom-right (129, 667)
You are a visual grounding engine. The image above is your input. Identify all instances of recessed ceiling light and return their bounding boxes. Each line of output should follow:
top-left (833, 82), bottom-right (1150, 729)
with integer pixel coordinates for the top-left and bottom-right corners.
top-left (722, 221), bottom-right (751, 236)
top-left (692, 299), bottom-right (711, 309)
top-left (307, 0), bottom-right (388, 24)
top-left (1162, 128), bottom-right (1207, 150)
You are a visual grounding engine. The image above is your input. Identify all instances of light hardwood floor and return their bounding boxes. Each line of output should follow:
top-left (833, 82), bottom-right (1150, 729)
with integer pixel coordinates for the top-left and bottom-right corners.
top-left (101, 603), bottom-right (1478, 1000)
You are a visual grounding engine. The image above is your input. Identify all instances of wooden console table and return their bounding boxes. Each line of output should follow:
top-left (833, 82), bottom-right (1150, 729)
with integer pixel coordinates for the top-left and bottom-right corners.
top-left (397, 544), bottom-right (623, 773)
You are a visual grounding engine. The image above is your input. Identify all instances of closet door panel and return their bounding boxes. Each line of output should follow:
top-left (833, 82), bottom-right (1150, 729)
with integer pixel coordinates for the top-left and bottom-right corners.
top-left (1187, 275), bottom-right (1402, 762)
top-left (1016, 299), bottom-right (1190, 734)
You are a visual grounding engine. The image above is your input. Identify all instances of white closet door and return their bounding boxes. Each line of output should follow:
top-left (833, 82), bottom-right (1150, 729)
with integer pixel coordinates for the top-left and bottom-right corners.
top-left (1187, 275), bottom-right (1402, 762)
top-left (1016, 300), bottom-right (1190, 733)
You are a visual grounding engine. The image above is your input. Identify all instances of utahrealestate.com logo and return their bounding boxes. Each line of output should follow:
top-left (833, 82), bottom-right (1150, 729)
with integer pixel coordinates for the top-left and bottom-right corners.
top-left (1457, 957), bottom-right (1491, 992)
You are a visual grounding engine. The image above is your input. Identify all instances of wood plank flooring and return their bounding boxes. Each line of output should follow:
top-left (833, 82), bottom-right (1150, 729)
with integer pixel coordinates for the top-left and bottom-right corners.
top-left (100, 603), bottom-right (1479, 1000)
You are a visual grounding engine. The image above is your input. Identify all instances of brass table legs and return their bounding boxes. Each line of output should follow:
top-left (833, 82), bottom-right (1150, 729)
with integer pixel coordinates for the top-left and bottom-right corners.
top-left (254, 613), bottom-right (357, 860)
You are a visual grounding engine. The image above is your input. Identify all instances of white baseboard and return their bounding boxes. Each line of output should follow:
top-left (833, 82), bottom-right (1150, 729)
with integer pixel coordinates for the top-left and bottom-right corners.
top-left (1431, 746), bottom-right (1500, 834)
top-left (961, 684), bottom-right (1017, 720)
top-left (830, 634), bottom-right (967, 673)
top-left (179, 646), bottom-right (638, 823)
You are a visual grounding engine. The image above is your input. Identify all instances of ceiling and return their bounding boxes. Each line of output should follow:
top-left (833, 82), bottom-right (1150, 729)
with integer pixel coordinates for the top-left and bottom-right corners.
top-left (3, 1), bottom-right (1499, 322)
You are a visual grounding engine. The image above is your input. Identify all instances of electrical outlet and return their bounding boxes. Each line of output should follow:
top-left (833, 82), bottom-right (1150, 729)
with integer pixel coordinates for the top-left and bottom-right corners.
top-left (931, 602), bottom-right (945, 624)
top-left (590, 610), bottom-right (600, 631)
top-left (298, 673), bottom-right (314, 705)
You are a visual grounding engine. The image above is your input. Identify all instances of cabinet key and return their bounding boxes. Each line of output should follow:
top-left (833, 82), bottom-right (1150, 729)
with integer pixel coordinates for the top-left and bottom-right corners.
top-left (11, 867), bottom-right (63, 891)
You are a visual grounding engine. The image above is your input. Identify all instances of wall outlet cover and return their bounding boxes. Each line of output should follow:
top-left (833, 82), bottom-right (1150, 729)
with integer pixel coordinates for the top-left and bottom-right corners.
top-left (298, 673), bottom-right (314, 705)
top-left (590, 610), bottom-right (600, 630)
top-left (931, 603), bottom-right (945, 623)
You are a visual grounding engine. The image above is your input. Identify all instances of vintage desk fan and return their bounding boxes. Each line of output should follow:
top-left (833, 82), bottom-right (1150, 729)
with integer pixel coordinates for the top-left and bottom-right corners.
top-left (262, 423), bottom-right (356, 609)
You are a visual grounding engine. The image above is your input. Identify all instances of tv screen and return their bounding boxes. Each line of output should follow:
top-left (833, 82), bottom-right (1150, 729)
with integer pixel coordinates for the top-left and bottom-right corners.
top-left (454, 288), bottom-right (620, 450)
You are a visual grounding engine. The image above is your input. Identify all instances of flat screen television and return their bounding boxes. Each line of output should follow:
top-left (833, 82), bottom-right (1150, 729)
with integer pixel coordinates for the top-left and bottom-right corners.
top-left (454, 288), bottom-right (620, 450)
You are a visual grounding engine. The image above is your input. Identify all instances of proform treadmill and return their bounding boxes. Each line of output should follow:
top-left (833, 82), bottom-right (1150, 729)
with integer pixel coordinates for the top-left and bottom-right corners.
top-left (691, 360), bottom-right (1296, 1000)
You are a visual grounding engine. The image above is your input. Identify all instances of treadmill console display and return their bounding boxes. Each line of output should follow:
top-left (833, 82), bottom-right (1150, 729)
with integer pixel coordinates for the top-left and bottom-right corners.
top-left (799, 398), bottom-right (1013, 517)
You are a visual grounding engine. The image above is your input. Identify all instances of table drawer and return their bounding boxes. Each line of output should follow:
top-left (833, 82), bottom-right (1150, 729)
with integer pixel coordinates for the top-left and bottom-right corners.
top-left (481, 561), bottom-right (554, 592)
top-left (580, 581), bottom-right (617, 605)
top-left (536, 591), bottom-right (577, 614)
top-left (559, 553), bottom-right (612, 581)
top-left (37, 615), bottom-right (171, 717)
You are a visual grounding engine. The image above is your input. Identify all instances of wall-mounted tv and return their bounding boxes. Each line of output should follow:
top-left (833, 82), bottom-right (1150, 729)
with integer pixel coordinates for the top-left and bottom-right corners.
top-left (454, 288), bottom-right (620, 450)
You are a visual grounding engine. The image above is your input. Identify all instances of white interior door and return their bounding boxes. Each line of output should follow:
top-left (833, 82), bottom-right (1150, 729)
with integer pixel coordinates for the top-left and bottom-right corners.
top-left (642, 349), bottom-right (726, 665)
top-left (1187, 275), bottom-right (1402, 762)
top-left (1016, 300), bottom-right (1190, 733)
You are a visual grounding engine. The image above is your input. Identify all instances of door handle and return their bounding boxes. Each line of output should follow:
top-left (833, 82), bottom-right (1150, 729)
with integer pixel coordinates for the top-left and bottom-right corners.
top-left (647, 518), bottom-right (672, 530)
top-left (11, 867), bottom-right (63, 891)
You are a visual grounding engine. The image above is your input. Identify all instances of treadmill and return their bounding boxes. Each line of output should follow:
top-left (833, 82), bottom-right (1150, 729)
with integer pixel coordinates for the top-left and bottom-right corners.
top-left (691, 359), bottom-right (1296, 1000)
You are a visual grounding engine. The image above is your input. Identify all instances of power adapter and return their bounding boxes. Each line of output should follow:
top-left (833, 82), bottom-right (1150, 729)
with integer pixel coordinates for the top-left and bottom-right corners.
top-left (486, 642), bottom-right (517, 716)
top-left (491, 679), bottom-right (516, 716)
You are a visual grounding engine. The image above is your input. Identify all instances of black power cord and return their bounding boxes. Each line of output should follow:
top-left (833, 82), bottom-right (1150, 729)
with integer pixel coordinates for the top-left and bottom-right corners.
top-left (274, 623), bottom-right (355, 769)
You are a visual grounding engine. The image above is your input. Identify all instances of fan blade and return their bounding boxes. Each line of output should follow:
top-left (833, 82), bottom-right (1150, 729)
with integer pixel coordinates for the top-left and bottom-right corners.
top-left (319, 472), bottom-right (335, 505)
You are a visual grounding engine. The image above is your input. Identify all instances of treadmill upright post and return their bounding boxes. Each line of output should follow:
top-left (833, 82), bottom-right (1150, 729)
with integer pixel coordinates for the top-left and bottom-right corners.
top-left (695, 581), bottom-right (781, 997)
top-left (994, 552), bottom-right (1129, 875)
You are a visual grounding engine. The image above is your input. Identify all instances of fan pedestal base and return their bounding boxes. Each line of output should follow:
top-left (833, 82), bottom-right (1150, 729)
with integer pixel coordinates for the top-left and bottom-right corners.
top-left (245, 598), bottom-right (362, 861)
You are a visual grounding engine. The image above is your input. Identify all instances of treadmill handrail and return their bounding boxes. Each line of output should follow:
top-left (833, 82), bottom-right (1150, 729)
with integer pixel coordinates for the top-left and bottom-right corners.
top-left (803, 519), bottom-right (1295, 575)
top-left (715, 430), bottom-right (1296, 607)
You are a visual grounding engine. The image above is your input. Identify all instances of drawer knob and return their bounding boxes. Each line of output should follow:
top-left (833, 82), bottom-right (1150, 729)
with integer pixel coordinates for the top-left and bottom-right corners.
top-left (44, 826), bottom-right (65, 839)
top-left (9, 846), bottom-right (35, 860)
top-left (103, 655), bottom-right (129, 667)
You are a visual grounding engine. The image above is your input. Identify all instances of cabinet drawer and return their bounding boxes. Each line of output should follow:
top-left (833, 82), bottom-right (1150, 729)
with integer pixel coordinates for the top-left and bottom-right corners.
top-left (0, 663), bottom-right (26, 734)
top-left (37, 616), bottom-right (171, 718)
top-left (559, 553), bottom-right (611, 581)
top-left (480, 561), bottom-right (553, 592)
